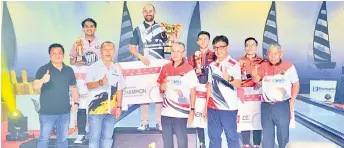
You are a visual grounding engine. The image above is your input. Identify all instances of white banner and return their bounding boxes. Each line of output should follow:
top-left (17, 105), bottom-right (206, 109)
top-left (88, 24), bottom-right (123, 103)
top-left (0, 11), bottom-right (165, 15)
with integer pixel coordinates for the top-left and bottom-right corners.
top-left (118, 59), bottom-right (171, 105)
top-left (310, 80), bottom-right (337, 102)
top-left (188, 84), bottom-right (207, 128)
top-left (237, 87), bottom-right (295, 132)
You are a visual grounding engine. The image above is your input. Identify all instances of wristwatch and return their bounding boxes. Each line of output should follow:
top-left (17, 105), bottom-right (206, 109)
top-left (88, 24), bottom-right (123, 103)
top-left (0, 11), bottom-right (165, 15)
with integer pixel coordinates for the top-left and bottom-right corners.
top-left (116, 106), bottom-right (122, 109)
top-left (74, 102), bottom-right (79, 106)
top-left (228, 76), bottom-right (234, 82)
top-left (190, 108), bottom-right (195, 111)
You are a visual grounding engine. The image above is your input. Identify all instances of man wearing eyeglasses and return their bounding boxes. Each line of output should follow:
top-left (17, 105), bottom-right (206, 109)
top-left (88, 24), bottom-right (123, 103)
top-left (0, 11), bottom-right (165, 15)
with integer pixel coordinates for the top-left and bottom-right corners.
top-left (237, 37), bottom-right (264, 148)
top-left (157, 42), bottom-right (198, 148)
top-left (188, 31), bottom-right (216, 148)
top-left (207, 35), bottom-right (241, 148)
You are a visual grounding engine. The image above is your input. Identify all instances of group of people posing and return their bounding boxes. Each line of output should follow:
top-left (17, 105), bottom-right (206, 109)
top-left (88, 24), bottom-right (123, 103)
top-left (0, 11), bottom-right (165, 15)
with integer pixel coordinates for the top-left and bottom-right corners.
top-left (33, 3), bottom-right (300, 148)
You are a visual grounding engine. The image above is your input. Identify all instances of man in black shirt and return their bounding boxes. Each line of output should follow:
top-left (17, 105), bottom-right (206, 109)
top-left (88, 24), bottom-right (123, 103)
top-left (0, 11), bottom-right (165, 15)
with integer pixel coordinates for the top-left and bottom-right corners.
top-left (33, 43), bottom-right (79, 148)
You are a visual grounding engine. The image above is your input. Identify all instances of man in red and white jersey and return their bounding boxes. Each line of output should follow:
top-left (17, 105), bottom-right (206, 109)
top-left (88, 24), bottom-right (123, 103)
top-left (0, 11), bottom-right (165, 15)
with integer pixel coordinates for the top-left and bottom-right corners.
top-left (237, 37), bottom-right (264, 148)
top-left (157, 42), bottom-right (198, 148)
top-left (252, 43), bottom-right (300, 148)
top-left (207, 35), bottom-right (241, 148)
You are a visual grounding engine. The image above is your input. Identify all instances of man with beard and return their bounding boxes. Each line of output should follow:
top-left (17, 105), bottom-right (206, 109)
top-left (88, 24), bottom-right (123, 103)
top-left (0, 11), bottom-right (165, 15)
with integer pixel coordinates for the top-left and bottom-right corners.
top-left (129, 4), bottom-right (168, 131)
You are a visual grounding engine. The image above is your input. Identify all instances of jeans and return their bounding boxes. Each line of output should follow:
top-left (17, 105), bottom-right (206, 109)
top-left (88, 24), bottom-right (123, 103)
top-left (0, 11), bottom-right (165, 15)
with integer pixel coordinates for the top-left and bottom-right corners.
top-left (207, 108), bottom-right (240, 148)
top-left (261, 100), bottom-right (290, 148)
top-left (196, 127), bottom-right (205, 143)
top-left (161, 116), bottom-right (188, 148)
top-left (77, 109), bottom-right (87, 135)
top-left (37, 113), bottom-right (70, 148)
top-left (241, 130), bottom-right (262, 145)
top-left (88, 114), bottom-right (116, 148)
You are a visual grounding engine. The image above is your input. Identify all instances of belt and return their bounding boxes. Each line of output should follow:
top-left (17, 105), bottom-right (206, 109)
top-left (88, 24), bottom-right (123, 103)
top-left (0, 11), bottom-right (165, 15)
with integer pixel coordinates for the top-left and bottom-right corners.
top-left (262, 98), bottom-right (290, 105)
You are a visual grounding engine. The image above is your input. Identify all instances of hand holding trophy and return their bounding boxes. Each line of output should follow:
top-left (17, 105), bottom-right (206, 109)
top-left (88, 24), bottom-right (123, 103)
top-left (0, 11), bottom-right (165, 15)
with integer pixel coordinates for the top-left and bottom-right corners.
top-left (241, 61), bottom-right (248, 80)
top-left (160, 22), bottom-right (182, 54)
top-left (194, 51), bottom-right (202, 74)
top-left (75, 38), bottom-right (84, 62)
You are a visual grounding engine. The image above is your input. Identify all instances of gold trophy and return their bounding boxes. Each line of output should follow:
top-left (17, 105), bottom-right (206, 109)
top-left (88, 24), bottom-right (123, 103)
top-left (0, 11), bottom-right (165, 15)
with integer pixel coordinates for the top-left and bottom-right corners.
top-left (160, 23), bottom-right (182, 54)
top-left (194, 51), bottom-right (202, 74)
top-left (75, 39), bottom-right (84, 62)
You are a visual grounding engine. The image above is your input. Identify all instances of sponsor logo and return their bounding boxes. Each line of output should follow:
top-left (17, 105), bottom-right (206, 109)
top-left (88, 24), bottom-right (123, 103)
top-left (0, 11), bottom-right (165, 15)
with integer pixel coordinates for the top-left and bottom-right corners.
top-left (264, 78), bottom-right (285, 83)
top-left (84, 51), bottom-right (98, 66)
top-left (312, 86), bottom-right (336, 92)
top-left (241, 115), bottom-right (250, 123)
top-left (171, 79), bottom-right (182, 85)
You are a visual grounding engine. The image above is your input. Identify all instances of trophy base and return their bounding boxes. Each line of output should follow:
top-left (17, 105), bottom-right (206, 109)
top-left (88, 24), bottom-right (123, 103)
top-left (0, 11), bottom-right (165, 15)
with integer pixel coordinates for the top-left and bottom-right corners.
top-left (164, 46), bottom-right (172, 54)
top-left (76, 56), bottom-right (84, 62)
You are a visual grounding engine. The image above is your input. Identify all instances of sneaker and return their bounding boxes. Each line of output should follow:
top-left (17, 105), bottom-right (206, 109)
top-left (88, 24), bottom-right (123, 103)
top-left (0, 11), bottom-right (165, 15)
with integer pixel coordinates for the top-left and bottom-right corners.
top-left (137, 124), bottom-right (149, 131)
top-left (156, 124), bottom-right (162, 131)
top-left (200, 142), bottom-right (206, 148)
top-left (242, 145), bottom-right (251, 148)
top-left (253, 145), bottom-right (260, 148)
top-left (74, 135), bottom-right (85, 144)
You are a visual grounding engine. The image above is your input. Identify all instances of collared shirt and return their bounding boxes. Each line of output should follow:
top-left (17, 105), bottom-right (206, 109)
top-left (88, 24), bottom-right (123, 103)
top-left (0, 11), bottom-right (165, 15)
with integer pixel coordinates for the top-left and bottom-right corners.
top-left (85, 60), bottom-right (125, 114)
top-left (157, 60), bottom-right (198, 118)
top-left (130, 21), bottom-right (167, 46)
top-left (35, 62), bottom-right (76, 115)
top-left (130, 21), bottom-right (168, 60)
top-left (188, 49), bottom-right (216, 84)
top-left (69, 36), bottom-right (103, 66)
top-left (257, 60), bottom-right (299, 102)
top-left (237, 54), bottom-right (264, 87)
top-left (207, 55), bottom-right (241, 110)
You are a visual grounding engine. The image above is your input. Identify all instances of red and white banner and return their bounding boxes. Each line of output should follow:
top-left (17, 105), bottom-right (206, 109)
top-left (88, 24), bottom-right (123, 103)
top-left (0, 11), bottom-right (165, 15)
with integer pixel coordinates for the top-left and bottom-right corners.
top-left (117, 59), bottom-right (171, 105)
top-left (237, 87), bottom-right (295, 132)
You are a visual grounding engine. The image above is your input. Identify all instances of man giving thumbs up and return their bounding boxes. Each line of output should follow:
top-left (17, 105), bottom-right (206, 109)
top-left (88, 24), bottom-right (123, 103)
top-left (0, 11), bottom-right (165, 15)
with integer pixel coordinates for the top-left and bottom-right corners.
top-left (33, 43), bottom-right (78, 148)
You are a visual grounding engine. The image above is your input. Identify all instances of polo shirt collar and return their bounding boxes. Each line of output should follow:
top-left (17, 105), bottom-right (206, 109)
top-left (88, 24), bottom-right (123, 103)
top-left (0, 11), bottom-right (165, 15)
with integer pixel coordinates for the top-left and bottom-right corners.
top-left (48, 61), bottom-right (66, 71)
top-left (172, 58), bottom-right (185, 67)
top-left (244, 54), bottom-right (257, 60)
top-left (98, 60), bottom-right (115, 69)
top-left (143, 21), bottom-right (157, 28)
top-left (269, 59), bottom-right (282, 66)
top-left (83, 36), bottom-right (98, 43)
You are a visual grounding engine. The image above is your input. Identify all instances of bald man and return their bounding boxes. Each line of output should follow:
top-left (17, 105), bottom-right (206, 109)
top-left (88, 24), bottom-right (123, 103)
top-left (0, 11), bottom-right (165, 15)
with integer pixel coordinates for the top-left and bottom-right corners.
top-left (252, 43), bottom-right (300, 148)
top-left (129, 4), bottom-right (168, 132)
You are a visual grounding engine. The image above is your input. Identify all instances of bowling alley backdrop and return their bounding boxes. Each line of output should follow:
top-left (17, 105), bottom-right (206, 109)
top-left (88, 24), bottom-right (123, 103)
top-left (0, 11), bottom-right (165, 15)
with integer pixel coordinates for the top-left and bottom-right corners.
top-left (1, 1), bottom-right (344, 125)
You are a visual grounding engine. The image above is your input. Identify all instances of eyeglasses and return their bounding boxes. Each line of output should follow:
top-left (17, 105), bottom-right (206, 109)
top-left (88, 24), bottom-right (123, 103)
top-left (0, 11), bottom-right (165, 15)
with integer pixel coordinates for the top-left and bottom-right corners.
top-left (198, 37), bottom-right (209, 41)
top-left (171, 50), bottom-right (184, 54)
top-left (245, 44), bottom-right (257, 47)
top-left (213, 45), bottom-right (227, 51)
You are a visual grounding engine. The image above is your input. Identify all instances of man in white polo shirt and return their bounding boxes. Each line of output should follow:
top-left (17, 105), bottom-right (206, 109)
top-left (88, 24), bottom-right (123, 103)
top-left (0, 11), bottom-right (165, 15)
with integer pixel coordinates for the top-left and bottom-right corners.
top-left (86, 41), bottom-right (125, 148)
top-left (207, 35), bottom-right (241, 148)
top-left (252, 43), bottom-right (300, 148)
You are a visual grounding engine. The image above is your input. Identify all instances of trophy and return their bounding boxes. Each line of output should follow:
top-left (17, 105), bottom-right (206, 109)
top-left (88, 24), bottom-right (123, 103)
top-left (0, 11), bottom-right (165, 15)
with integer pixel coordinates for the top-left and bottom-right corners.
top-left (160, 23), bottom-right (182, 54)
top-left (240, 61), bottom-right (248, 80)
top-left (75, 38), bottom-right (84, 62)
top-left (194, 51), bottom-right (202, 74)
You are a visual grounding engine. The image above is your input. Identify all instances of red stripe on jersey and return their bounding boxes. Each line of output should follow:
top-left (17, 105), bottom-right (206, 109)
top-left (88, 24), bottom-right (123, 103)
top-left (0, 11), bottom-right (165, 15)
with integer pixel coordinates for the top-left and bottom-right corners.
top-left (207, 97), bottom-right (218, 109)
